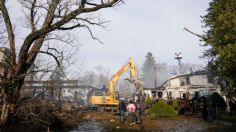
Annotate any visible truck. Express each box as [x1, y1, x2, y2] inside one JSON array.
[[90, 57, 142, 112]]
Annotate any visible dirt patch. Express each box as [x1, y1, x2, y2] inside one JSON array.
[[70, 112, 236, 132], [9, 109, 233, 132]]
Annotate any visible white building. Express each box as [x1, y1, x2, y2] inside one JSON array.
[[143, 71, 221, 100], [161, 72, 221, 100], [143, 88, 153, 98]]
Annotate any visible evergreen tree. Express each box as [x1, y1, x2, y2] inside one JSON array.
[[202, 0, 236, 89], [142, 52, 157, 88]]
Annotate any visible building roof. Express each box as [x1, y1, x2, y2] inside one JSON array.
[[170, 71, 209, 79], [160, 70, 210, 87]]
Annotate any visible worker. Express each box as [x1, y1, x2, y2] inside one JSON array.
[[127, 100, 136, 125], [229, 99, 233, 115], [135, 100, 141, 123], [201, 97, 208, 120], [118, 100, 126, 124]]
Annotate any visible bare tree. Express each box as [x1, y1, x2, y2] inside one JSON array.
[[94, 65, 110, 88], [78, 65, 110, 88], [116, 76, 135, 98], [0, 0, 122, 126]]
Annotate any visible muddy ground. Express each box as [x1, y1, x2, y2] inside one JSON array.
[[69, 111, 236, 132]]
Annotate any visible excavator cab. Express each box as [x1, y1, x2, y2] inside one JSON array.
[[115, 92, 119, 100]]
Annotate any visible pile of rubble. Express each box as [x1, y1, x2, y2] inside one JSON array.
[[4, 97, 83, 131]]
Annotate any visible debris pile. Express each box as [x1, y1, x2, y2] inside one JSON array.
[[4, 96, 82, 131]]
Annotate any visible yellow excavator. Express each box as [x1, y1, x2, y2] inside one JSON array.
[[90, 57, 142, 111]]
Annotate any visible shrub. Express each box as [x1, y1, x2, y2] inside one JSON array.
[[208, 92, 227, 111], [171, 99, 178, 110], [145, 97, 153, 105], [167, 99, 178, 110], [148, 99, 178, 118]]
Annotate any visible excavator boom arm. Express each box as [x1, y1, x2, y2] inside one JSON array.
[[108, 57, 136, 98]]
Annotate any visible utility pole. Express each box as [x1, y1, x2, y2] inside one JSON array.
[[174, 52, 183, 74], [154, 65, 157, 88]]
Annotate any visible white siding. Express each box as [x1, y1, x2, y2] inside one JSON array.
[[143, 90, 152, 98], [150, 73, 222, 100], [170, 78, 180, 87], [190, 75, 208, 85]]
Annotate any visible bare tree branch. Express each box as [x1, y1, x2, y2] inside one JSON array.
[[85, 2, 99, 7], [0, 48, 13, 71], [30, 0, 37, 32], [58, 23, 83, 30], [0, 0, 16, 67], [37, 51, 60, 67], [20, 0, 61, 69], [76, 17, 110, 28], [80, 0, 86, 9], [24, 0, 120, 67], [83, 24, 104, 44], [184, 27, 205, 39], [44, 33, 75, 47]]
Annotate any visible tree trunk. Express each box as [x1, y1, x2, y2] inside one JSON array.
[[0, 80, 23, 126], [0, 101, 13, 126]]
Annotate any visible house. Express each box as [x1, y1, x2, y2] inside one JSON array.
[[145, 71, 221, 100], [142, 88, 154, 99]]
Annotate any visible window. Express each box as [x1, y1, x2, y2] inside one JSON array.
[[158, 92, 163, 98], [180, 78, 185, 86], [168, 92, 172, 99], [180, 82, 185, 86], [183, 93, 187, 99], [152, 91, 157, 98], [186, 77, 191, 85], [194, 91, 199, 98]]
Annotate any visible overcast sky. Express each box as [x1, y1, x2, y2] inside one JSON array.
[[77, 0, 211, 73], [6, 0, 212, 76]]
